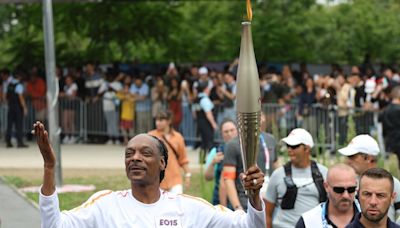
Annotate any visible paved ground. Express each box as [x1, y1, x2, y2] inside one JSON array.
[[0, 141, 201, 228], [0, 142, 200, 169], [0, 178, 41, 228]]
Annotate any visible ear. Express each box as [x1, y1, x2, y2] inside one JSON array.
[[159, 156, 166, 171], [391, 191, 396, 204], [305, 145, 312, 155], [323, 181, 329, 192]]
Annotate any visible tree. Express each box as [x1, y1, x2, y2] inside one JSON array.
[[0, 1, 400, 67]]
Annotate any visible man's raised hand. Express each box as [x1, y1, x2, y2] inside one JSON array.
[[32, 121, 56, 169], [33, 121, 57, 195]]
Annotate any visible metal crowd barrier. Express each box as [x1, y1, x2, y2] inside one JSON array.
[[0, 103, 6, 139], [0, 98, 383, 153], [262, 103, 379, 153]]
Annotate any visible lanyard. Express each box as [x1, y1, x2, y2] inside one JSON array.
[[321, 202, 330, 228], [321, 201, 360, 228], [259, 135, 270, 171]]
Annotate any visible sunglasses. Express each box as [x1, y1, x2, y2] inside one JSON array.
[[332, 186, 357, 194], [347, 154, 361, 160], [287, 144, 302, 149]]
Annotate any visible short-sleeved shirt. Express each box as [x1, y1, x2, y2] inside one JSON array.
[[14, 82, 24, 94], [98, 81, 122, 112], [84, 72, 103, 98], [130, 83, 151, 112], [148, 129, 189, 190], [65, 83, 78, 97], [5, 78, 24, 109], [223, 132, 277, 211], [199, 92, 214, 112], [265, 162, 328, 228], [6, 78, 24, 95]]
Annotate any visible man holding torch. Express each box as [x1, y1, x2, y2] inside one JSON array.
[[33, 121, 266, 227]]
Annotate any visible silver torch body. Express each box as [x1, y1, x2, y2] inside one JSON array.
[[236, 21, 261, 175]]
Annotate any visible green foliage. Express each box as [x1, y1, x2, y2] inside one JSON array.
[[270, 118, 280, 142], [3, 176, 27, 188], [1, 1, 400, 67], [316, 124, 326, 164], [335, 134, 341, 163], [198, 163, 214, 201], [346, 115, 356, 144], [378, 154, 400, 179]]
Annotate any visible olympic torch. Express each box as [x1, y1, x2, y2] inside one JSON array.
[[236, 1, 261, 183]]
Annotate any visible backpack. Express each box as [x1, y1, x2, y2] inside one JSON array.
[[280, 160, 327, 209]]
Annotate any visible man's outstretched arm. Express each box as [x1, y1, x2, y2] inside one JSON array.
[[32, 121, 56, 196]]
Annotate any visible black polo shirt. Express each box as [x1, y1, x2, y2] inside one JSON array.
[[346, 212, 400, 228]]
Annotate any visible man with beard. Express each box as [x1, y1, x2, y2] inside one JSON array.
[[346, 168, 400, 228], [296, 163, 360, 228], [339, 134, 400, 223], [33, 121, 266, 227]]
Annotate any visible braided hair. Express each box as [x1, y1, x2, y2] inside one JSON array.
[[149, 135, 169, 183]]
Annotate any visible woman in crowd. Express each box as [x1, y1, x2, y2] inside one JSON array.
[[116, 74, 136, 145], [60, 75, 78, 144], [167, 77, 183, 130]]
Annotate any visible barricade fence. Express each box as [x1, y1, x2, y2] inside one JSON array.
[[0, 98, 383, 153]]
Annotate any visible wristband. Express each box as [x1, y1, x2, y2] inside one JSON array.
[[223, 171, 236, 180]]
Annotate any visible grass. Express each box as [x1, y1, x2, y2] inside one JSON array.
[[3, 171, 214, 211]]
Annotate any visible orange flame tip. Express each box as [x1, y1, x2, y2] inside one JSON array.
[[246, 0, 253, 21]]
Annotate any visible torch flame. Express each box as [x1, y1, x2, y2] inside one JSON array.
[[246, 0, 253, 21]]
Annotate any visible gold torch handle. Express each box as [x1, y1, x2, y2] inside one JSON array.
[[237, 111, 261, 195]]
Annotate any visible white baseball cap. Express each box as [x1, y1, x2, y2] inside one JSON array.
[[198, 66, 208, 75], [364, 78, 376, 94], [338, 134, 380, 156], [281, 128, 314, 148]]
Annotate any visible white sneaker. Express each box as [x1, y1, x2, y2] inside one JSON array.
[[69, 136, 77, 144], [105, 139, 113, 145], [62, 136, 70, 144]]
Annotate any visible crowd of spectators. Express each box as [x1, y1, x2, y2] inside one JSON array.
[[1, 60, 400, 150]]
